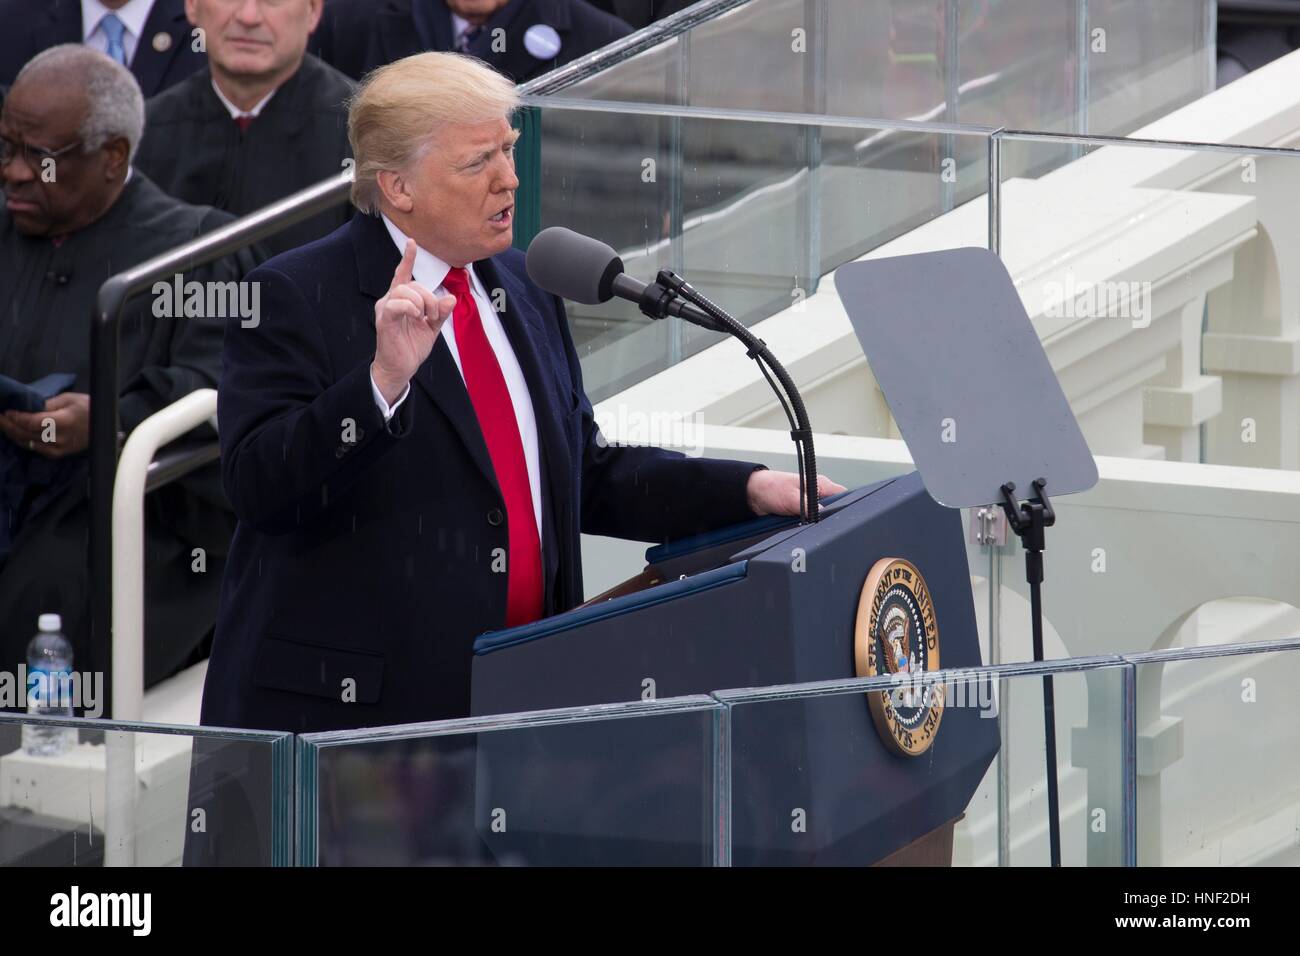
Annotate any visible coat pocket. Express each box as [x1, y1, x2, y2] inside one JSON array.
[[252, 635, 384, 704]]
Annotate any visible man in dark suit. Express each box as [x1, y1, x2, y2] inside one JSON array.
[[585, 0, 694, 31], [0, 45, 247, 695], [311, 0, 632, 84], [135, 0, 354, 259], [201, 51, 839, 735], [0, 0, 206, 97]]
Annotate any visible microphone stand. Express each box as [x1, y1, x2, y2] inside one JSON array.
[[627, 269, 821, 525], [999, 477, 1062, 867]]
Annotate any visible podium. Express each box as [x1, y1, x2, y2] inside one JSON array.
[[470, 471, 999, 865]]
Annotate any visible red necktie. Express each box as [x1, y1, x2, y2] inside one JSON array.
[[234, 115, 254, 133], [441, 267, 543, 627]]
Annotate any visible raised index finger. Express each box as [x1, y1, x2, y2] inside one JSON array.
[[391, 238, 417, 289]]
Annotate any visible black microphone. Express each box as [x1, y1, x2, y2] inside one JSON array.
[[525, 226, 822, 524], [525, 227, 722, 330]]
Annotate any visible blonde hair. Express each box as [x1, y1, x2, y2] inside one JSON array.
[[347, 52, 519, 214]]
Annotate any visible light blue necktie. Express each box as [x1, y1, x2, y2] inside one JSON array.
[[100, 13, 127, 65]]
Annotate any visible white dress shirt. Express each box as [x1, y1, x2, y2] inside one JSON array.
[[374, 215, 544, 535], [82, 0, 153, 65], [209, 78, 279, 121]]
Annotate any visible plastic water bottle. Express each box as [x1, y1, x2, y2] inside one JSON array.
[[22, 614, 77, 757]]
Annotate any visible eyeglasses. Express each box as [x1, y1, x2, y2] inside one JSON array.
[[0, 136, 85, 169]]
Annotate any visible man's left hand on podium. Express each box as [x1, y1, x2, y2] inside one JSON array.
[[746, 470, 846, 517]]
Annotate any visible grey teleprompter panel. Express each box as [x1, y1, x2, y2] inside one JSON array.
[[835, 247, 1098, 508]]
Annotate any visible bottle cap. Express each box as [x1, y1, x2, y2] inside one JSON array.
[[38, 613, 62, 632]]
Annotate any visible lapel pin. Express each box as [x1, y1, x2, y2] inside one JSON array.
[[523, 24, 561, 61], [152, 31, 173, 52]]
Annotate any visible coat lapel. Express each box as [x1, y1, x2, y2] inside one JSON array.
[[260, 56, 316, 142], [416, 338, 499, 495], [378, 0, 426, 63], [351, 214, 571, 613], [350, 214, 497, 494], [46, 0, 82, 45], [473, 256, 566, 444], [474, 255, 571, 612], [412, 0, 454, 51], [130, 0, 186, 96]]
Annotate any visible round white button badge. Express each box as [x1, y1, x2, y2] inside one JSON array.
[[152, 31, 172, 52], [523, 24, 562, 60]]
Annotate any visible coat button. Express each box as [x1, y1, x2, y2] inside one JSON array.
[[487, 508, 504, 526]]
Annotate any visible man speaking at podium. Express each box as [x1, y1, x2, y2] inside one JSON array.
[[202, 52, 842, 734]]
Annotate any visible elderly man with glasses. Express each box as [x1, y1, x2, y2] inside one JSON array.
[[0, 44, 251, 700]]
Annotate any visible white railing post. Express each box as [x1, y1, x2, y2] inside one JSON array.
[[105, 388, 218, 866]]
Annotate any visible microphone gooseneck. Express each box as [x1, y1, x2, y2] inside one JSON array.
[[525, 227, 821, 523]]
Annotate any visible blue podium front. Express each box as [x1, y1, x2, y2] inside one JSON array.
[[470, 472, 999, 864]]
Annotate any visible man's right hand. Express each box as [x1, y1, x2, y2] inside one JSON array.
[[371, 239, 456, 405]]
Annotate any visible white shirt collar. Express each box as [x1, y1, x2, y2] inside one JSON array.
[[209, 77, 278, 120], [379, 213, 480, 293], [81, 0, 153, 43], [451, 14, 472, 42]]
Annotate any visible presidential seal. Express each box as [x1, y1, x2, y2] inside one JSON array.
[[854, 557, 943, 757]]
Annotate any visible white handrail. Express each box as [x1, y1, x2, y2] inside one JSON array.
[[111, 387, 219, 720], [106, 388, 218, 866]]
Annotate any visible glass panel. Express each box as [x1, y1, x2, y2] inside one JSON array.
[[991, 134, 1300, 691], [545, 33, 685, 106], [297, 698, 722, 866], [1086, 0, 1214, 135], [1129, 643, 1300, 866], [986, 482, 1300, 732], [997, 134, 1300, 470], [824, 0, 943, 121], [955, 0, 1078, 133], [714, 662, 1133, 866], [0, 715, 292, 866], [525, 102, 989, 402], [685, 0, 817, 114], [552, 0, 1212, 136], [816, 123, 990, 273]]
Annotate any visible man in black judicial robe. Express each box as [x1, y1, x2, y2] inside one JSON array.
[[311, 0, 632, 85], [0, 46, 250, 698], [135, 0, 354, 261], [0, 0, 206, 97]]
